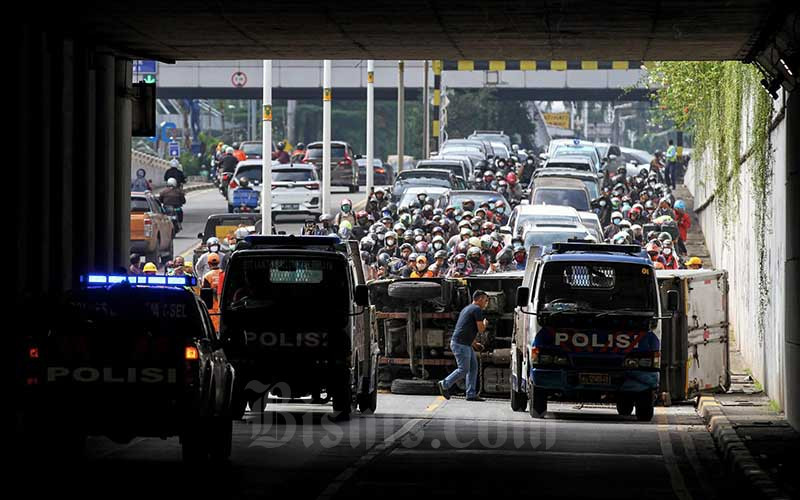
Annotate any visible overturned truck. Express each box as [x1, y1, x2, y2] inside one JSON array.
[[369, 273, 523, 397]]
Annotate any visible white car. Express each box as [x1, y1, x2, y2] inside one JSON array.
[[269, 165, 322, 220], [521, 225, 593, 255], [508, 204, 583, 239], [397, 186, 450, 209]]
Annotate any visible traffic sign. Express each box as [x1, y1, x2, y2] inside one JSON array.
[[160, 122, 177, 142], [133, 60, 157, 74], [168, 141, 180, 157], [143, 74, 157, 84], [231, 71, 248, 87]]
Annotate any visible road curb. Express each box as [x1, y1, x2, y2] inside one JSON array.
[[184, 183, 215, 193], [696, 396, 789, 500]]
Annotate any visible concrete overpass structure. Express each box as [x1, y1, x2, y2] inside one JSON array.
[[153, 60, 650, 101], [13, 2, 799, 429]]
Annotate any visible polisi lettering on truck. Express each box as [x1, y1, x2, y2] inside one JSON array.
[[245, 331, 329, 348], [553, 331, 646, 352], [46, 366, 178, 384]]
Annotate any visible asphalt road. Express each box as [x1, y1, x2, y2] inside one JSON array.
[[174, 186, 376, 261], [21, 394, 739, 499]]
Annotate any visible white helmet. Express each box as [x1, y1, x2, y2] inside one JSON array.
[[234, 227, 250, 240], [169, 158, 180, 168], [226, 146, 235, 154], [167, 177, 178, 187]]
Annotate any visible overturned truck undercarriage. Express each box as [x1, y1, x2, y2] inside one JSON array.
[[368, 273, 523, 397]]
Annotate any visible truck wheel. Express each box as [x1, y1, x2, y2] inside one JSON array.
[[616, 398, 634, 417], [510, 354, 528, 412], [332, 385, 353, 420], [182, 425, 207, 463], [357, 390, 378, 414], [209, 417, 232, 462], [387, 281, 442, 301], [635, 391, 655, 421], [529, 385, 547, 419]]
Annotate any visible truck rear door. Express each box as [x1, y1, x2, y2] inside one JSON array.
[[684, 269, 730, 396]]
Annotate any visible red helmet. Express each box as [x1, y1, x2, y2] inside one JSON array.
[[505, 172, 518, 185]]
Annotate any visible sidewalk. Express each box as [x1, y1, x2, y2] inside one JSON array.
[[672, 184, 711, 263], [696, 339, 799, 499]]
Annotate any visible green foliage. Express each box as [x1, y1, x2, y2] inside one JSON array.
[[445, 88, 535, 148], [648, 61, 773, 343]]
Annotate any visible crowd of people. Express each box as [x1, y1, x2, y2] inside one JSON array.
[[306, 147, 704, 278]]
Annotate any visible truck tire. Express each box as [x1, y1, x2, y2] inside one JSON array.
[[208, 417, 232, 462], [390, 378, 439, 395], [357, 389, 378, 414], [616, 398, 634, 417], [635, 391, 654, 421], [529, 385, 547, 419], [332, 384, 353, 420], [182, 425, 207, 463], [510, 355, 528, 412], [387, 281, 442, 301]]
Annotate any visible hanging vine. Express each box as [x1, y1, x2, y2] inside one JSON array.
[[647, 61, 774, 342]]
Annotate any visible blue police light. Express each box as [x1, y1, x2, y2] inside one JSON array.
[[573, 138, 581, 145], [81, 274, 197, 287]]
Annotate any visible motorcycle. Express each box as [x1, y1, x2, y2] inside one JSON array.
[[163, 205, 183, 235]]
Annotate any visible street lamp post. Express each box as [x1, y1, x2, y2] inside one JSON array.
[[366, 60, 375, 201], [261, 60, 272, 235]]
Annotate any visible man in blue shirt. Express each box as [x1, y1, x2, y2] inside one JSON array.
[[665, 140, 678, 190], [438, 290, 490, 401]]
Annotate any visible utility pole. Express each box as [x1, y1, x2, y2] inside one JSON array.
[[261, 60, 273, 235], [322, 60, 332, 215], [423, 60, 430, 158], [397, 60, 405, 173], [366, 60, 375, 200]]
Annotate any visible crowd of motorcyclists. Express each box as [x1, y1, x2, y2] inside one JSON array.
[[302, 145, 702, 279]]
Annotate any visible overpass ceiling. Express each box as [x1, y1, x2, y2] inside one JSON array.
[[49, 1, 783, 61]]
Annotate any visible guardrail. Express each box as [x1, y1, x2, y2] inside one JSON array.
[[131, 150, 172, 189]]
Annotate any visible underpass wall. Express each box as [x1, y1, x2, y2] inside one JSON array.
[[685, 88, 789, 415], [131, 150, 171, 189]]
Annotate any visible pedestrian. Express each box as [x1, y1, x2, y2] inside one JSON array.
[[665, 140, 678, 190], [438, 290, 490, 402], [129, 253, 143, 275]]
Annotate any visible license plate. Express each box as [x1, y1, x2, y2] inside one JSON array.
[[282, 204, 299, 210], [579, 373, 610, 385]]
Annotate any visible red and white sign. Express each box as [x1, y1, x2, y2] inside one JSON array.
[[231, 71, 248, 87]]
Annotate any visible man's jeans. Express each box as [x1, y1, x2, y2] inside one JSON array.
[[666, 161, 678, 189], [443, 341, 478, 398]]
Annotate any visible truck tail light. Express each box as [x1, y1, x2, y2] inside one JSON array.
[[29, 347, 39, 359], [143, 216, 153, 237], [185, 346, 199, 361], [530, 346, 539, 364]]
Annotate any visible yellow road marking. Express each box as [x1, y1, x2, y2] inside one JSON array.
[[425, 396, 445, 412], [656, 408, 693, 500]]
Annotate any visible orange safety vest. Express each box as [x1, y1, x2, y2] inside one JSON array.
[[233, 150, 247, 162], [203, 269, 222, 331]]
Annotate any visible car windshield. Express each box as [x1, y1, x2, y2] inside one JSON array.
[[545, 161, 592, 172], [273, 169, 316, 182], [583, 180, 599, 199], [130, 198, 150, 212], [515, 214, 580, 234], [533, 189, 590, 211], [223, 256, 348, 324], [448, 192, 508, 210], [241, 143, 262, 156], [399, 191, 445, 208], [553, 147, 598, 165], [523, 229, 590, 253], [537, 261, 657, 314], [418, 163, 463, 177], [622, 150, 651, 164], [235, 165, 263, 182], [441, 146, 484, 156], [306, 145, 346, 160]]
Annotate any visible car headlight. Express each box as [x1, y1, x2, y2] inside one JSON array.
[[554, 355, 569, 366], [638, 358, 652, 368]]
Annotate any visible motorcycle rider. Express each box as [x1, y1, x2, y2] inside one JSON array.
[[603, 211, 624, 241], [466, 246, 487, 275], [410, 255, 435, 278], [158, 177, 186, 222], [220, 146, 239, 174], [164, 159, 186, 186], [334, 198, 356, 228], [317, 213, 336, 235], [273, 141, 291, 164], [291, 142, 306, 163], [195, 237, 228, 279], [446, 253, 472, 278], [505, 172, 523, 203]]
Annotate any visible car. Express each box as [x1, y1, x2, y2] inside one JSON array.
[[415, 159, 469, 181], [520, 225, 593, 254], [357, 158, 393, 185], [619, 147, 653, 177], [551, 144, 602, 172], [578, 212, 604, 241], [530, 177, 592, 212], [21, 275, 235, 461], [438, 189, 511, 213], [593, 141, 624, 171], [397, 186, 450, 209], [440, 139, 490, 158], [269, 165, 322, 221], [391, 168, 466, 202], [193, 213, 263, 264], [530, 168, 601, 200], [130, 191, 175, 264], [507, 204, 584, 240], [303, 141, 359, 193], [215, 235, 377, 419], [542, 156, 597, 174], [239, 140, 277, 160], [226, 159, 265, 213], [468, 130, 512, 149]]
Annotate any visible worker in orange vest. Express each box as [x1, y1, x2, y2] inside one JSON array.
[[202, 253, 223, 331]]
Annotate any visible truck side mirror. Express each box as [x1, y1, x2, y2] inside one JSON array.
[[666, 290, 679, 312], [200, 288, 214, 310], [516, 286, 530, 308], [197, 232, 204, 240], [355, 284, 370, 307]]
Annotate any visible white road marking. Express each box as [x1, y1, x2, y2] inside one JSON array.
[[656, 408, 693, 500]]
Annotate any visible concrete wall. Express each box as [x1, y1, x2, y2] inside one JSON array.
[[685, 87, 790, 415], [131, 150, 171, 189]]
